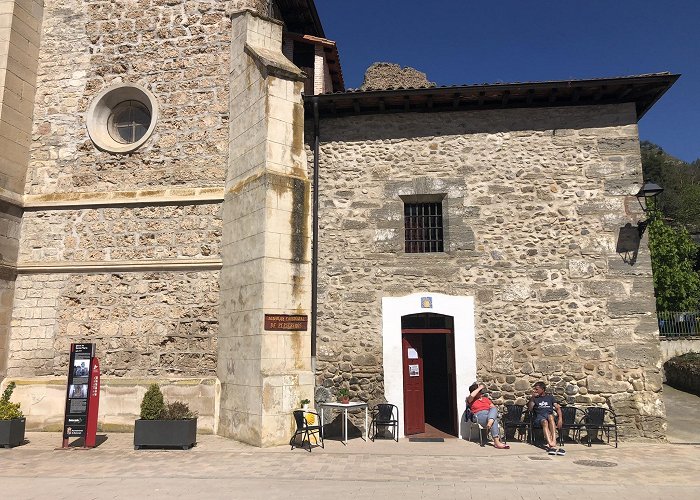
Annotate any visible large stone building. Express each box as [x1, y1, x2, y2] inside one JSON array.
[[0, 0, 677, 445]]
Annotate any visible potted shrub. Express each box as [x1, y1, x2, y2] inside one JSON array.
[[300, 398, 311, 410], [337, 387, 350, 404], [133, 383, 197, 450], [0, 381, 26, 448]]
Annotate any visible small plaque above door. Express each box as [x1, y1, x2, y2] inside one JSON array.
[[407, 348, 418, 359], [408, 364, 420, 377]]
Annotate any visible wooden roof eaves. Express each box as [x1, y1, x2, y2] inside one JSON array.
[[276, 0, 325, 38], [285, 32, 336, 47], [305, 0, 325, 38], [304, 73, 680, 120], [635, 80, 678, 119]]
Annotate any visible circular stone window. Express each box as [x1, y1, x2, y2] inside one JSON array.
[[86, 84, 158, 153]]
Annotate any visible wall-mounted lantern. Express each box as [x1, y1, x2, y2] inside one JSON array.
[[635, 180, 664, 235]]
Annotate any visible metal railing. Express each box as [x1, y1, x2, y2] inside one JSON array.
[[657, 311, 700, 338]]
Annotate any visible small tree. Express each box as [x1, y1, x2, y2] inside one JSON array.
[[0, 382, 24, 420], [163, 401, 195, 420], [139, 384, 195, 420], [140, 384, 166, 420], [648, 211, 700, 311]]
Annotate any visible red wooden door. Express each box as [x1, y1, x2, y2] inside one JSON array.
[[402, 334, 425, 435]]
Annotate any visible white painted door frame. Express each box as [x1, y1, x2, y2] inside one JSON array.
[[381, 293, 476, 439]]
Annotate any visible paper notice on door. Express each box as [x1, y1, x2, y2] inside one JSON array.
[[407, 348, 418, 359], [408, 364, 419, 377]]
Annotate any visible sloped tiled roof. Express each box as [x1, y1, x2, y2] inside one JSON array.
[[305, 72, 679, 120]]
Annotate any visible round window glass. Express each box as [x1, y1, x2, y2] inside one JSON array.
[[108, 100, 152, 144]]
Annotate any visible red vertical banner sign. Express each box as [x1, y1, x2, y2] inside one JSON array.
[[84, 357, 100, 447], [62, 343, 97, 448]]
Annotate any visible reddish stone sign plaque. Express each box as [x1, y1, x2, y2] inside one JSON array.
[[264, 314, 308, 331]]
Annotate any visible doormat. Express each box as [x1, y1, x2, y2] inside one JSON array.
[[408, 437, 444, 442]]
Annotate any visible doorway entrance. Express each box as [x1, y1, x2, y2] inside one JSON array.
[[402, 313, 457, 437], [382, 292, 476, 439]]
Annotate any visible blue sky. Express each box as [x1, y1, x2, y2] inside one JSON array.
[[315, 1, 700, 163]]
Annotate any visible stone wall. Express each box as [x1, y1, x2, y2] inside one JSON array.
[[360, 62, 435, 91], [660, 337, 700, 363], [25, 0, 230, 195], [10, 0, 230, 376], [0, 201, 21, 377], [309, 103, 665, 440], [3, 0, 230, 428], [0, 269, 16, 377], [19, 204, 221, 262], [7, 270, 219, 378], [1, 376, 218, 432]]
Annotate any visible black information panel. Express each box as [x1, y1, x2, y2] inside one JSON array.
[[63, 343, 95, 439]]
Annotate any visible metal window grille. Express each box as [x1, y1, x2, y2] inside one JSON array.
[[404, 202, 444, 253]]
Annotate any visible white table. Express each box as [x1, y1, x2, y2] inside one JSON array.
[[319, 402, 369, 445]]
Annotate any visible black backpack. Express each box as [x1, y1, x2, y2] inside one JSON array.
[[464, 405, 474, 423]]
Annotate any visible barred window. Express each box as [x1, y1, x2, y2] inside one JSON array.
[[404, 202, 444, 253]]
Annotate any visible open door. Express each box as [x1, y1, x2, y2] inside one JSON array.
[[401, 313, 457, 437], [445, 331, 457, 434], [402, 334, 424, 435]]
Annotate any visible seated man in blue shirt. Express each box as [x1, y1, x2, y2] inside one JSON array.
[[528, 381, 565, 455]]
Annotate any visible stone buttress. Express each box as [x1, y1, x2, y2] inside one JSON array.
[[218, 9, 313, 447], [0, 0, 43, 382]]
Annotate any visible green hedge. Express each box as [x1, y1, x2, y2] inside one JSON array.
[[664, 352, 700, 396]]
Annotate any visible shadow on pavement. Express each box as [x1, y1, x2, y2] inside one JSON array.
[[63, 434, 109, 448]]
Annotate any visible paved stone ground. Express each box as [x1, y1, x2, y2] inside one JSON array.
[[2, 431, 699, 499], [2, 386, 699, 499], [664, 384, 700, 444]]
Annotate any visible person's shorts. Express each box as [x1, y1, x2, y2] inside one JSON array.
[[533, 415, 550, 427]]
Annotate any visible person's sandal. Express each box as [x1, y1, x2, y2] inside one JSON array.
[[547, 447, 557, 455], [556, 448, 566, 456]]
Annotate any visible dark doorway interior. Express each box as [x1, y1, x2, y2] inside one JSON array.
[[422, 333, 452, 434], [401, 313, 457, 437]]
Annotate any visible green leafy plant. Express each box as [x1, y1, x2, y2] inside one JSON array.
[[648, 211, 700, 311], [666, 351, 700, 375], [0, 381, 24, 420], [140, 384, 166, 420], [664, 351, 700, 396], [139, 384, 196, 420], [337, 388, 350, 401], [163, 401, 195, 420], [641, 142, 700, 234]]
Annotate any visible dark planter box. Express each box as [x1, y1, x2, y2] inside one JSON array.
[[133, 418, 197, 450], [0, 417, 26, 448]]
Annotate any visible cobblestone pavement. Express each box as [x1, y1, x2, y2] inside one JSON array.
[[665, 384, 700, 444], [2, 432, 700, 499]]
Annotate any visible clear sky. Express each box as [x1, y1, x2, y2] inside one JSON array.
[[315, 0, 700, 163]]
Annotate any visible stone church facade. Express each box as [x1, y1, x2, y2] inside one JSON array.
[[0, 0, 676, 445]]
